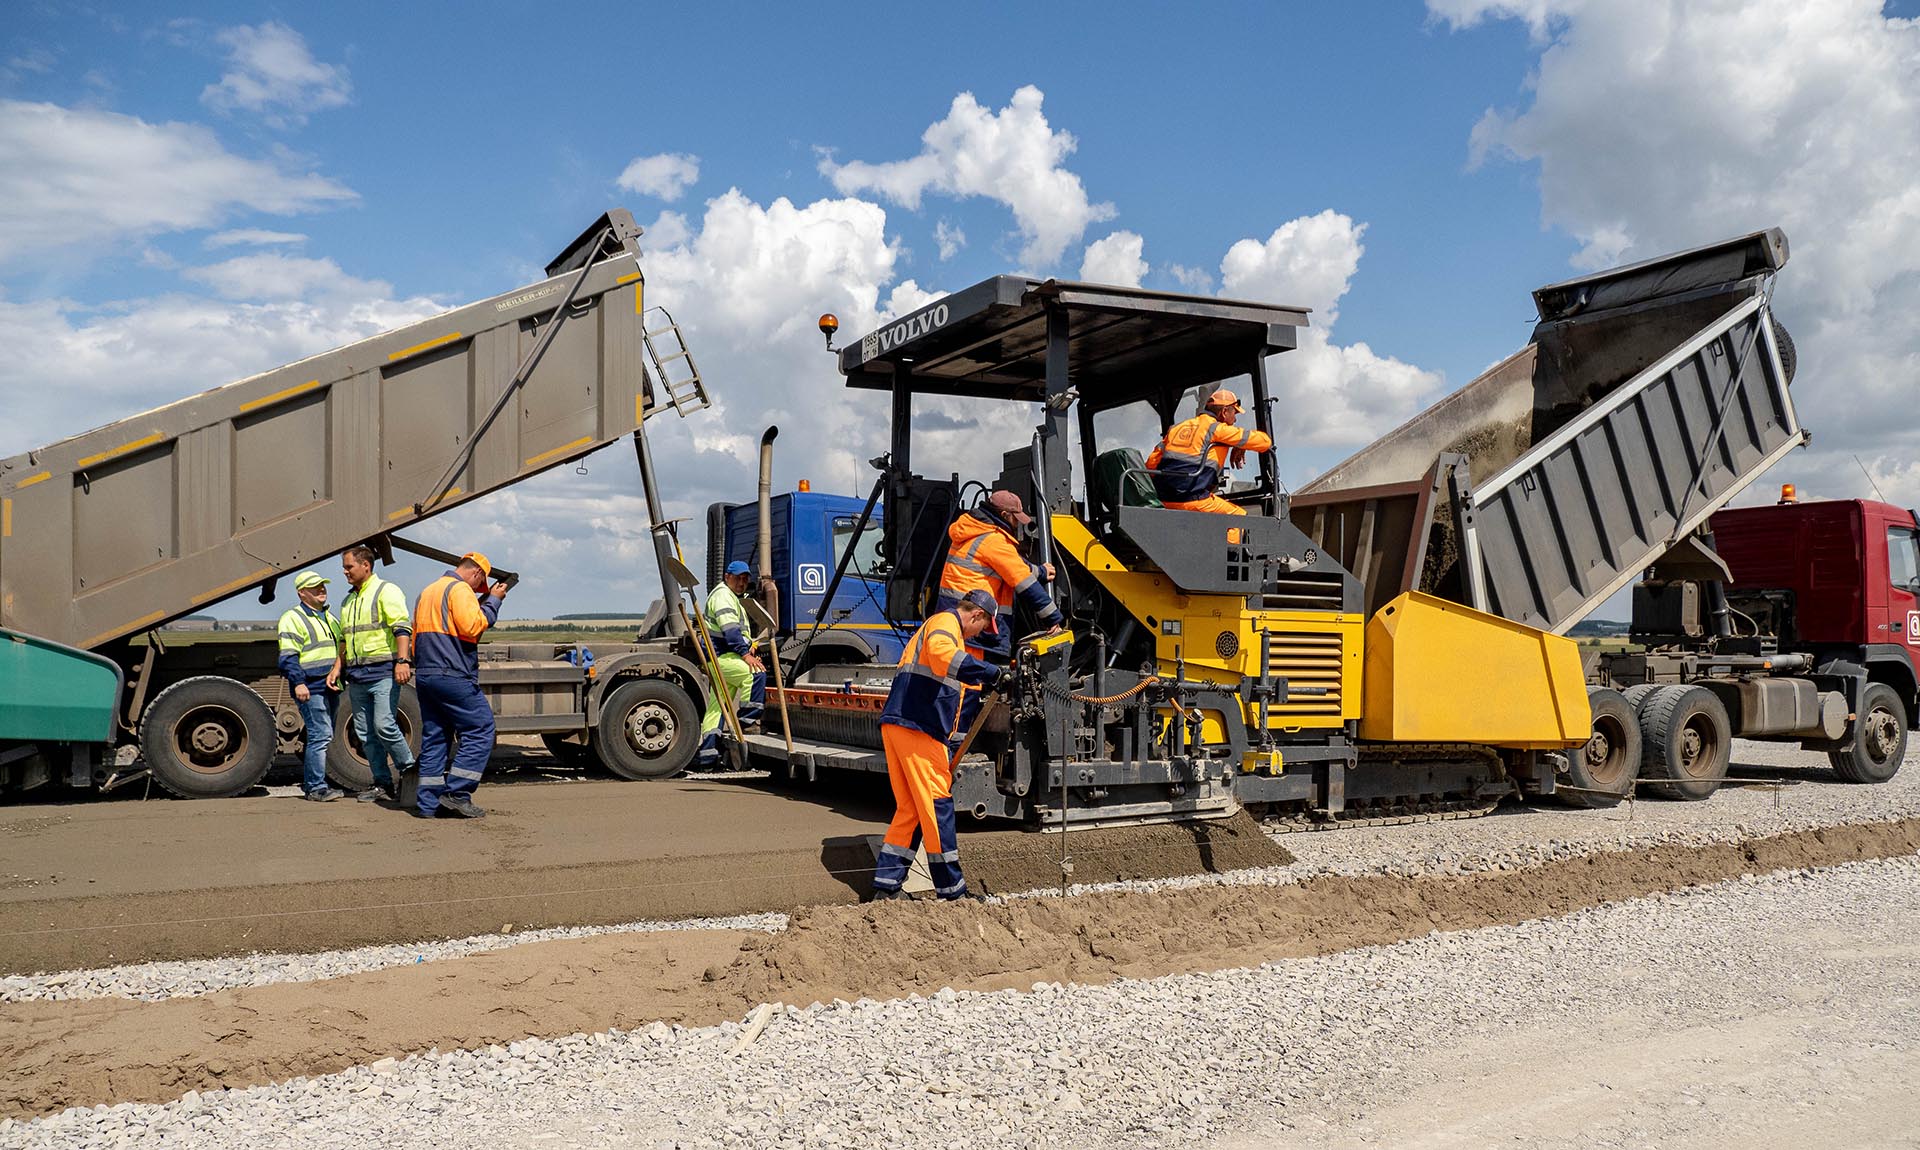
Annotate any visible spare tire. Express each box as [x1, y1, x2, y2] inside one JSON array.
[[1771, 318, 1797, 385], [140, 676, 277, 798]]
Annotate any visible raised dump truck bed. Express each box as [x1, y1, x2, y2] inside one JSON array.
[[0, 211, 723, 799], [1292, 229, 1800, 634], [0, 210, 703, 653]]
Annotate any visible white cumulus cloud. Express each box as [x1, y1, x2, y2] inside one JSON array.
[[0, 100, 354, 265], [822, 85, 1115, 266], [1433, 0, 1920, 506], [200, 22, 350, 127], [204, 228, 308, 248], [1220, 210, 1441, 445], [182, 252, 395, 302], [1080, 230, 1147, 287], [934, 219, 965, 261], [616, 152, 701, 201]]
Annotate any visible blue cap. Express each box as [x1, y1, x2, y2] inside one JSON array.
[[725, 560, 752, 577], [960, 589, 998, 614]]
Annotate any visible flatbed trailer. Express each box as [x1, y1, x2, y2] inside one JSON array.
[[0, 210, 721, 797]]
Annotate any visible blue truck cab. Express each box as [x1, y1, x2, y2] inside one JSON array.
[[710, 490, 909, 669]]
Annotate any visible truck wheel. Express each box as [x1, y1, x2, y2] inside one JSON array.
[[592, 678, 699, 780], [1772, 317, 1797, 384], [1829, 682, 1908, 784], [1558, 688, 1641, 808], [1621, 683, 1661, 713], [1639, 685, 1731, 801], [326, 684, 423, 792], [540, 733, 591, 766], [139, 677, 278, 798]]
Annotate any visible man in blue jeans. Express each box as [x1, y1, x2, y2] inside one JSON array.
[[278, 570, 345, 801], [326, 545, 416, 803]]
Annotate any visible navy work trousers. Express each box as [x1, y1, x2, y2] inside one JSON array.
[[416, 674, 496, 814]]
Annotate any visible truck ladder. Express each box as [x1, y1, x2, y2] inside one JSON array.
[[642, 306, 711, 416]]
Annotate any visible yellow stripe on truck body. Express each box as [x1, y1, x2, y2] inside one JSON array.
[[1359, 591, 1590, 748]]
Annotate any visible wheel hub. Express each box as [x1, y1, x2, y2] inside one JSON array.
[[190, 722, 230, 754], [626, 702, 675, 754], [1867, 709, 1900, 761]]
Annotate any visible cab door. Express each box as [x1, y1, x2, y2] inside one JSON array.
[[1884, 521, 1920, 655]]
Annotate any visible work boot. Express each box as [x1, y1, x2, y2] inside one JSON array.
[[869, 887, 912, 903], [302, 786, 343, 803], [438, 795, 486, 819], [356, 786, 392, 804]]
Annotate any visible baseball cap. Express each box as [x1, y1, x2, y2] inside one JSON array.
[[725, 560, 752, 577], [1206, 388, 1242, 411], [960, 589, 999, 615], [462, 552, 492, 579], [292, 570, 330, 590], [986, 489, 1032, 526]]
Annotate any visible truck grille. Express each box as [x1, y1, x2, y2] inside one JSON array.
[[1266, 631, 1344, 719]]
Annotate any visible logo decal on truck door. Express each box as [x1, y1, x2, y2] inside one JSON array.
[[1908, 609, 1919, 647], [799, 563, 828, 594]]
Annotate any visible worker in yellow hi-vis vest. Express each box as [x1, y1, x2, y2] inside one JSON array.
[[326, 545, 416, 804]]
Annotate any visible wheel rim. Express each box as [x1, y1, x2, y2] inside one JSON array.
[[1676, 715, 1722, 779], [1583, 714, 1630, 789], [1864, 706, 1902, 765], [172, 704, 251, 775], [622, 701, 676, 756]]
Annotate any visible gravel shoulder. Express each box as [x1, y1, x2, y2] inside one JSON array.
[[10, 846, 1919, 1149]]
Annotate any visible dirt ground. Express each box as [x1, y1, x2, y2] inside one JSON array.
[[0, 761, 1286, 974], [6, 817, 1915, 1120]]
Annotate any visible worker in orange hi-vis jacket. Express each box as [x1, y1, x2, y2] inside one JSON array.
[[1145, 388, 1273, 515], [410, 552, 509, 820], [870, 590, 1004, 903]]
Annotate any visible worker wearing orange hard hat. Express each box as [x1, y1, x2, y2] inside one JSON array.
[[871, 590, 1004, 902], [1145, 388, 1273, 515], [410, 551, 509, 819]]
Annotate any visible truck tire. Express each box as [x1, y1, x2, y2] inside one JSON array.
[[1621, 683, 1661, 713], [1829, 682, 1907, 784], [1639, 685, 1731, 801], [540, 733, 591, 766], [326, 684, 423, 793], [1557, 688, 1641, 808], [1772, 317, 1796, 385], [592, 678, 699, 780], [139, 676, 278, 798]]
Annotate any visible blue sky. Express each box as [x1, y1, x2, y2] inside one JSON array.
[[4, 2, 1919, 617]]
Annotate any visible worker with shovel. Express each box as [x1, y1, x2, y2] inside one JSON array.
[[695, 561, 765, 768], [870, 590, 1003, 903]]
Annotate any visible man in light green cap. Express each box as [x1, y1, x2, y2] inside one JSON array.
[[279, 570, 345, 801]]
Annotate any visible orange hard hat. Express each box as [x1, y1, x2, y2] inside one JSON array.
[[1206, 389, 1242, 411], [461, 552, 492, 579]]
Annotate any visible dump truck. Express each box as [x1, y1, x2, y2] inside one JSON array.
[[1288, 228, 1909, 804], [0, 210, 723, 798], [735, 226, 1902, 827]]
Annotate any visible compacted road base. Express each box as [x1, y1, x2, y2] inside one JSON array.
[[5, 817, 1917, 1122], [0, 774, 1284, 974]]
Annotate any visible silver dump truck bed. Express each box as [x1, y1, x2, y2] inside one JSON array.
[[0, 210, 705, 652], [1293, 229, 1803, 633]]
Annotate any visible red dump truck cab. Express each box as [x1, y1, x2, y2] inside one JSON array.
[[1712, 497, 1920, 709]]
